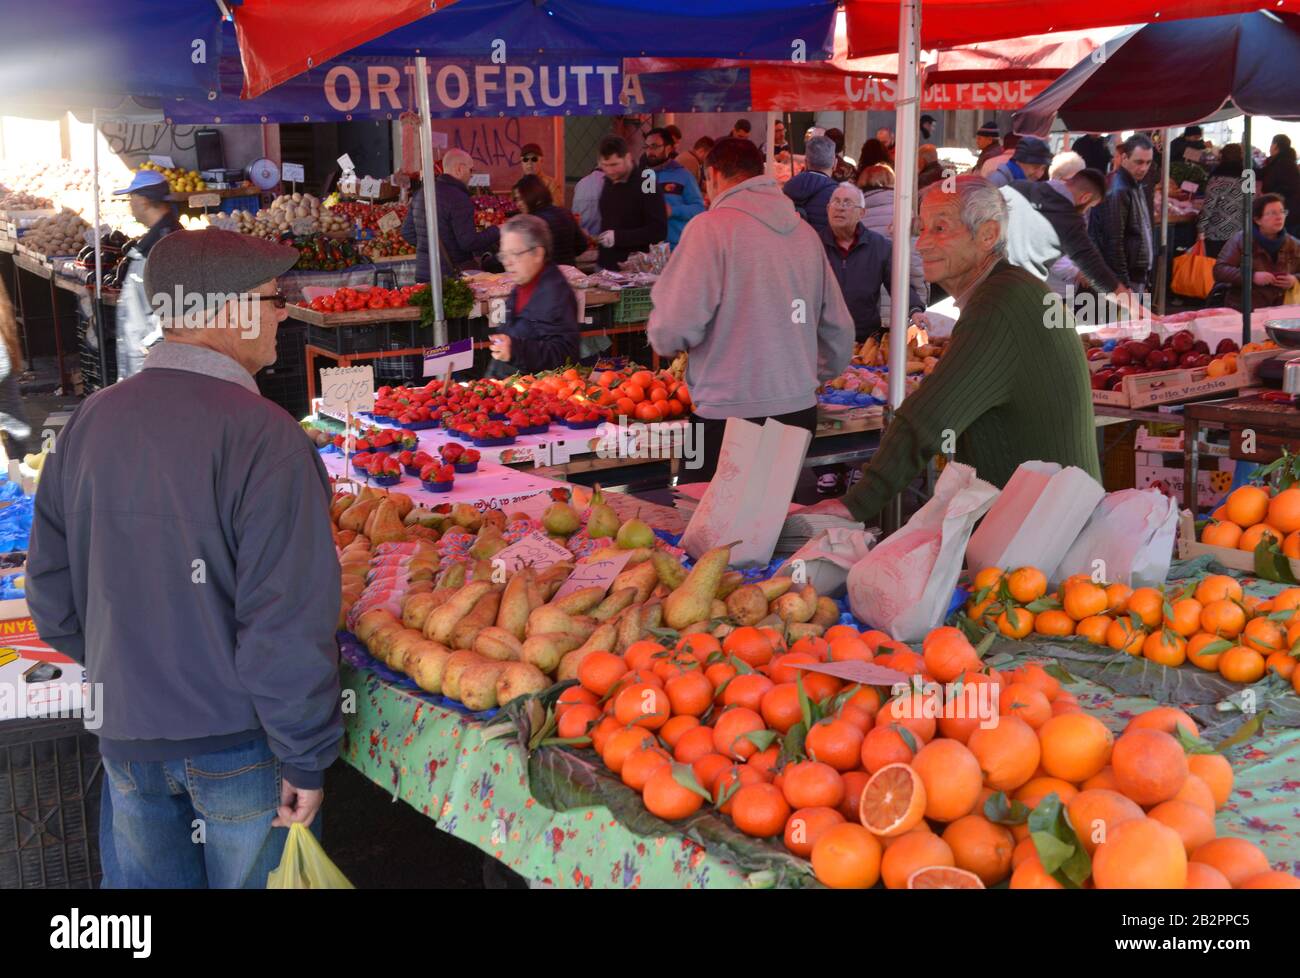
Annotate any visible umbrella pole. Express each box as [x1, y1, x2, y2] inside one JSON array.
[[414, 56, 446, 345], [1242, 115, 1253, 347], [1157, 127, 1170, 315], [884, 0, 922, 533]]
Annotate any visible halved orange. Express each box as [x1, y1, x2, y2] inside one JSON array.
[[859, 762, 927, 838], [907, 866, 986, 889]]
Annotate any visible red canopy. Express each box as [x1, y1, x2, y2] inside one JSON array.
[[844, 0, 1280, 58]]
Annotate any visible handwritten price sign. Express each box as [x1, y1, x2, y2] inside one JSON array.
[[378, 211, 402, 232], [552, 549, 635, 601], [320, 365, 374, 417], [492, 531, 572, 574]]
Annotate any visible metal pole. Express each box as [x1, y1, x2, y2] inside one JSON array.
[[765, 110, 777, 178], [92, 108, 101, 303], [414, 56, 446, 345], [888, 0, 921, 413], [1241, 115, 1253, 347], [1157, 126, 1170, 315]]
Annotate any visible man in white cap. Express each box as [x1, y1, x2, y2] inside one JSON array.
[[112, 169, 181, 379]]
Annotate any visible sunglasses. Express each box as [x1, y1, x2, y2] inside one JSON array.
[[255, 291, 287, 309], [521, 155, 540, 163]]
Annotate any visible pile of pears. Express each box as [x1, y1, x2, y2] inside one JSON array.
[[540, 485, 656, 551]]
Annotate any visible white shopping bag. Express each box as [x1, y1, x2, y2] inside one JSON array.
[[680, 418, 813, 567], [1054, 489, 1179, 588], [846, 462, 999, 643], [778, 526, 879, 598], [965, 461, 1105, 583]]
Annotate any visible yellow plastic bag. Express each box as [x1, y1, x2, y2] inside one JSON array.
[[1171, 240, 1216, 299], [266, 823, 354, 889], [1285, 278, 1300, 305]]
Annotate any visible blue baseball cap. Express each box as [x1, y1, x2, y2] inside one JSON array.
[[113, 170, 170, 199]]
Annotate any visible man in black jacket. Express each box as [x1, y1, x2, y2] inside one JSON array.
[[1071, 133, 1112, 175], [594, 135, 668, 270], [974, 123, 1003, 173], [1001, 170, 1119, 292], [401, 148, 501, 281], [1169, 125, 1207, 166], [1089, 133, 1156, 292]]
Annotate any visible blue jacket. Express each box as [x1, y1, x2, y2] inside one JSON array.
[[820, 224, 925, 342], [401, 173, 501, 281], [27, 342, 342, 788], [783, 170, 837, 234], [654, 159, 706, 248], [488, 262, 580, 376]]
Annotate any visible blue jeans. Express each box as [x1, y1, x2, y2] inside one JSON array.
[[99, 738, 316, 888]]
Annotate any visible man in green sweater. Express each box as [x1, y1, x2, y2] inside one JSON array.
[[809, 174, 1101, 524]]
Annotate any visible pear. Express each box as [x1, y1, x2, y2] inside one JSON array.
[[401, 592, 441, 631], [611, 559, 659, 604], [527, 605, 598, 639], [757, 576, 795, 601], [615, 518, 655, 550], [451, 504, 482, 531], [458, 660, 505, 711], [716, 571, 745, 599], [615, 603, 644, 653], [550, 587, 606, 615], [575, 621, 618, 655], [481, 509, 507, 533], [385, 629, 427, 672], [586, 486, 621, 540], [785, 622, 825, 642], [384, 491, 414, 520], [473, 626, 524, 661], [536, 563, 575, 600], [542, 502, 581, 536], [330, 493, 357, 523], [774, 585, 817, 624], [811, 596, 841, 629], [468, 527, 506, 560], [643, 602, 663, 631], [651, 550, 687, 589], [338, 497, 380, 533], [591, 587, 638, 621], [495, 662, 550, 706], [405, 581, 433, 596], [367, 500, 408, 546], [354, 609, 398, 644], [367, 621, 406, 660], [405, 643, 452, 694], [556, 647, 597, 682], [710, 599, 728, 619], [725, 584, 770, 626], [471, 559, 496, 582], [663, 544, 733, 630], [495, 569, 534, 640], [521, 632, 582, 673], [451, 589, 502, 650], [424, 580, 494, 645], [442, 650, 485, 702], [406, 558, 439, 583], [438, 562, 468, 590], [334, 529, 358, 548]]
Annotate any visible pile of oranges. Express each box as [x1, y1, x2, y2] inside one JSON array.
[[554, 622, 1297, 889], [1200, 483, 1300, 556], [968, 566, 1300, 693], [576, 368, 692, 424]]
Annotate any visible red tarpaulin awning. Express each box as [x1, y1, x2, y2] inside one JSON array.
[[844, 0, 1284, 58]]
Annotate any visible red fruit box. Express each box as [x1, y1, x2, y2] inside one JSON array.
[[1094, 349, 1276, 409]]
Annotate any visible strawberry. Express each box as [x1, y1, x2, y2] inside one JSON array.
[[461, 449, 481, 464]]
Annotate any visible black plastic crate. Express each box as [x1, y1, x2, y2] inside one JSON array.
[[257, 321, 308, 417], [307, 321, 422, 357], [0, 718, 102, 889], [76, 299, 117, 393]]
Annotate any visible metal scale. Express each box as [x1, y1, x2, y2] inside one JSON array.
[[1255, 319, 1300, 403]]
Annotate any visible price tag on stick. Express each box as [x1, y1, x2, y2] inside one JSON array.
[[552, 549, 635, 600], [320, 365, 374, 477], [282, 162, 305, 183], [492, 531, 573, 574], [378, 211, 402, 232]]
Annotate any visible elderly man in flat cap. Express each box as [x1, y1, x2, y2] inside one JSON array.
[[28, 229, 342, 888]]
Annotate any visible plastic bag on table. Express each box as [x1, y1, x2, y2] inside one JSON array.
[[266, 823, 354, 889], [777, 527, 877, 598], [1054, 489, 1179, 588]]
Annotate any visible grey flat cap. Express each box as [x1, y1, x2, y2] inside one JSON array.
[[1012, 135, 1053, 166], [144, 228, 298, 310]]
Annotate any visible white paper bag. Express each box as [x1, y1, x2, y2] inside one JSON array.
[[846, 462, 999, 642], [778, 526, 878, 598], [1054, 489, 1179, 588], [680, 417, 812, 567], [965, 461, 1105, 582]]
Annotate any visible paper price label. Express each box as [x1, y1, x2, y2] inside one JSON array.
[[429, 132, 449, 149], [378, 211, 402, 232], [359, 176, 383, 199], [468, 173, 491, 188], [422, 338, 474, 377], [532, 440, 573, 468], [552, 549, 635, 601], [188, 193, 221, 209], [491, 531, 572, 574], [291, 217, 316, 236], [1180, 181, 1200, 195], [282, 162, 305, 182], [337, 153, 356, 173], [320, 365, 374, 416], [149, 155, 175, 169]]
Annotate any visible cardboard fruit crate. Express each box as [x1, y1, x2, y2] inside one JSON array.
[[1093, 349, 1276, 410], [1176, 509, 1300, 579]]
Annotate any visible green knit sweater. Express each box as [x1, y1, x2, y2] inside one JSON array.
[[843, 261, 1101, 523]]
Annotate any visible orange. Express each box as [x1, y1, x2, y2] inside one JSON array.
[[1081, 766, 1118, 792], [1106, 617, 1146, 654], [1142, 629, 1186, 667], [711, 764, 765, 814], [1007, 662, 1061, 702], [1006, 566, 1047, 603], [811, 823, 882, 888], [767, 651, 818, 685], [1034, 609, 1075, 637], [972, 566, 1004, 591], [1239, 871, 1300, 889], [782, 806, 845, 857], [1125, 706, 1199, 739], [1126, 587, 1164, 628], [1164, 598, 1204, 637], [826, 634, 874, 663], [859, 763, 927, 837], [861, 723, 917, 773], [722, 626, 777, 667], [843, 684, 883, 716], [624, 639, 668, 671], [1285, 530, 1300, 559], [675, 632, 721, 662], [1105, 583, 1133, 615], [1218, 645, 1266, 683], [642, 764, 706, 820], [577, 650, 628, 696], [1200, 599, 1245, 638], [1239, 523, 1282, 551], [1011, 835, 1037, 869], [787, 635, 831, 661], [1273, 586, 1300, 613], [1201, 520, 1243, 548], [1266, 650, 1297, 679], [601, 725, 656, 774], [805, 718, 865, 772], [672, 724, 718, 764], [1039, 712, 1114, 783], [880, 830, 955, 889], [838, 770, 872, 822], [719, 672, 774, 712], [556, 703, 602, 743], [556, 685, 600, 715], [1010, 853, 1066, 889], [838, 703, 875, 735], [907, 866, 985, 888], [1075, 614, 1113, 645], [589, 714, 622, 755], [1172, 774, 1218, 818], [967, 715, 1041, 792], [657, 715, 699, 750], [921, 626, 981, 682], [941, 814, 1015, 886], [1224, 485, 1269, 527], [613, 682, 670, 730], [780, 760, 845, 810], [664, 670, 714, 717], [620, 745, 672, 791], [824, 623, 864, 643], [712, 707, 766, 760], [746, 745, 780, 780], [1186, 632, 1228, 671], [996, 606, 1033, 639], [880, 691, 937, 744], [1187, 754, 1234, 809], [1066, 789, 1145, 855], [730, 782, 790, 838], [1092, 818, 1188, 889], [759, 683, 803, 734], [1062, 581, 1108, 621], [1147, 799, 1217, 855], [1190, 837, 1271, 887], [1185, 862, 1233, 888], [1269, 486, 1300, 532], [1014, 776, 1079, 810], [1194, 574, 1244, 604], [704, 661, 737, 694], [999, 683, 1052, 729], [1111, 729, 1189, 806], [1241, 616, 1286, 654], [911, 739, 984, 822]]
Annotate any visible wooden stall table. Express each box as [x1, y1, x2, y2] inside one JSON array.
[[1181, 393, 1300, 511], [10, 246, 78, 393]]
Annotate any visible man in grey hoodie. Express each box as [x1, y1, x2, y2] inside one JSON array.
[[648, 138, 854, 483]]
